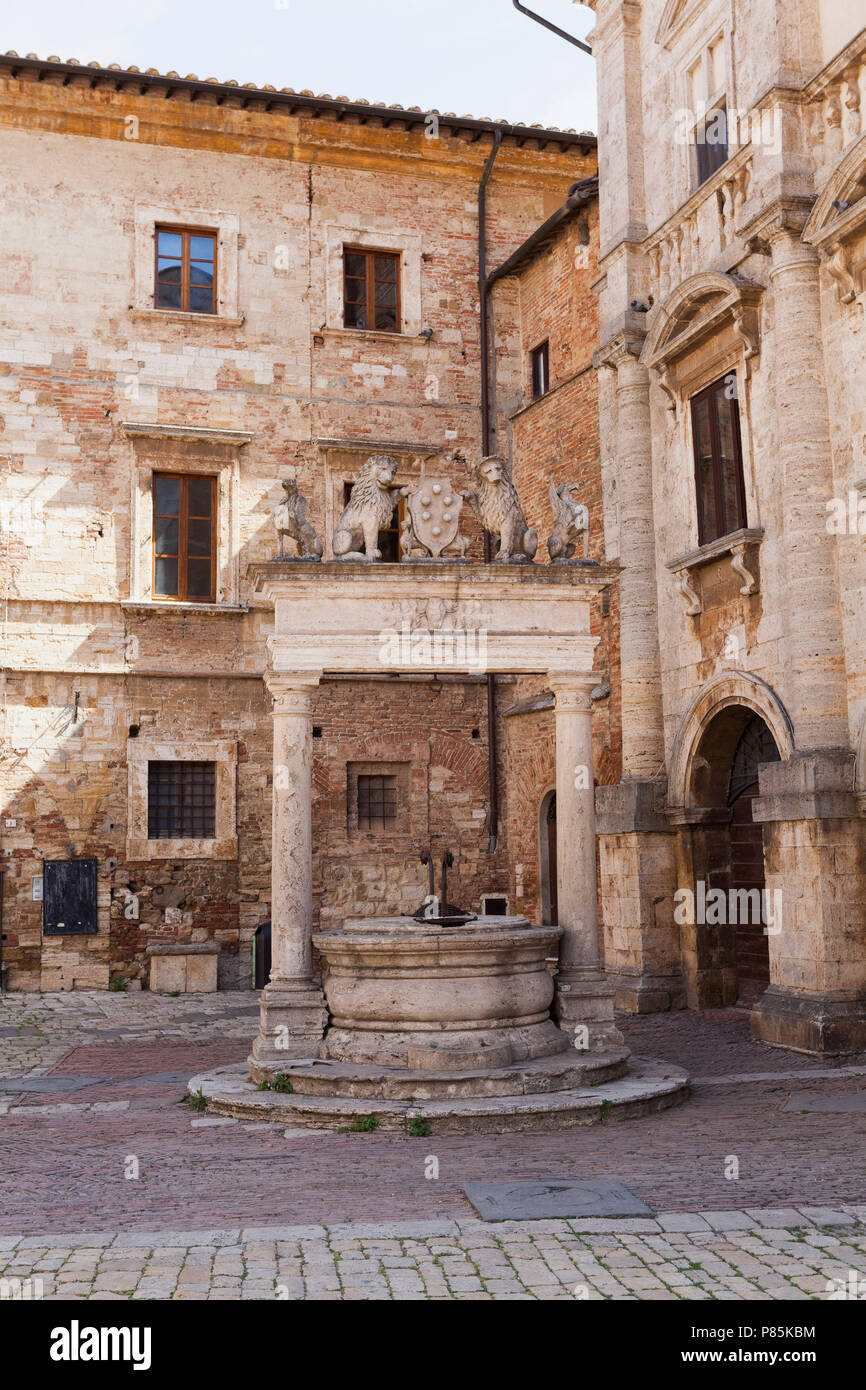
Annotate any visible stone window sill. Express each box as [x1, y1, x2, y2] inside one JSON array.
[[130, 308, 245, 328], [121, 600, 249, 615], [318, 327, 421, 346], [127, 837, 238, 861], [666, 527, 763, 615]]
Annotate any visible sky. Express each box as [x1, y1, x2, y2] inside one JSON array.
[[5, 0, 598, 134]]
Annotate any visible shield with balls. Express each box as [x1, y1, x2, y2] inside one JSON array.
[[408, 475, 463, 557]]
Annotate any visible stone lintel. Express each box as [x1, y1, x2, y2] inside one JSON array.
[[146, 942, 220, 956]]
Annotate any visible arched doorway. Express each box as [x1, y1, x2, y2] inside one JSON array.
[[686, 707, 781, 1007], [727, 716, 780, 1003], [539, 790, 557, 924]]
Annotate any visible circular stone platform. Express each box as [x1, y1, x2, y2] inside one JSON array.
[[196, 913, 689, 1134], [190, 1054, 688, 1136]]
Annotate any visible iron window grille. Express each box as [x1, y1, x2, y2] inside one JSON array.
[[148, 761, 216, 839], [356, 774, 398, 831]]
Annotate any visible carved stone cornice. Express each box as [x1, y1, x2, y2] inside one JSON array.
[[740, 198, 815, 254], [593, 333, 646, 372], [803, 132, 866, 305]]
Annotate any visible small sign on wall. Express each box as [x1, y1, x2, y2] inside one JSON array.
[[32, 876, 43, 902]]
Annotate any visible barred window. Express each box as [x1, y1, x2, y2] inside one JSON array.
[[147, 761, 216, 839], [356, 774, 397, 831]]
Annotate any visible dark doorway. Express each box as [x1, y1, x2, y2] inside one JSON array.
[[727, 716, 778, 1005], [540, 791, 557, 925]]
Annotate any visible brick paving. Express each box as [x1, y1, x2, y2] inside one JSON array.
[[1, 992, 865, 1298]]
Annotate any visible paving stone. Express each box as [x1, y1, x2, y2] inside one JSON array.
[[657, 1213, 712, 1232], [465, 1180, 654, 1222]]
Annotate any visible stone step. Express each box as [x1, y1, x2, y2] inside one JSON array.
[[192, 1056, 689, 1136], [250, 1048, 630, 1100]]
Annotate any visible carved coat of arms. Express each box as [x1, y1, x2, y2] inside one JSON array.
[[406, 475, 466, 558]]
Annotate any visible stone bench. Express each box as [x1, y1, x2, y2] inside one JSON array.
[[146, 942, 219, 994]]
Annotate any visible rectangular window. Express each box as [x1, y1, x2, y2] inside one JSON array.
[[356, 774, 398, 831], [690, 376, 747, 545], [147, 761, 216, 839], [153, 473, 216, 602], [694, 103, 728, 186], [343, 248, 401, 332], [155, 227, 216, 313], [531, 340, 550, 399]]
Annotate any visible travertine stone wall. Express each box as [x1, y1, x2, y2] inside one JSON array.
[[585, 0, 866, 1046], [0, 60, 597, 988]]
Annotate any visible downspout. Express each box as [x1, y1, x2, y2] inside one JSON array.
[[511, 1, 593, 54], [478, 128, 503, 853]]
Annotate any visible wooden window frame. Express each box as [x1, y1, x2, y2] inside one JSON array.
[[342, 246, 402, 333], [694, 102, 729, 187], [690, 376, 747, 546], [531, 340, 550, 399], [152, 472, 217, 604], [154, 224, 218, 315]]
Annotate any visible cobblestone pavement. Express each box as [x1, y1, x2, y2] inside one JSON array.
[[2, 992, 866, 1294], [2, 1211, 866, 1300]]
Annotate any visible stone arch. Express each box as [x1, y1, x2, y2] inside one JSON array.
[[643, 271, 763, 362], [667, 670, 794, 811]]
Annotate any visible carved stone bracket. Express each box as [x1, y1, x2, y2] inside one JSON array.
[[676, 569, 702, 616], [666, 526, 764, 617], [730, 542, 758, 595]]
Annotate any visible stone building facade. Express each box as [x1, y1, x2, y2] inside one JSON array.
[[0, 54, 605, 991], [583, 0, 866, 1051]]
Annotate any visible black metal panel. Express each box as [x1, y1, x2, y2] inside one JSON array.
[[43, 859, 98, 936]]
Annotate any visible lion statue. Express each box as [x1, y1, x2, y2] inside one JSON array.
[[461, 456, 537, 563], [275, 472, 322, 561], [547, 476, 590, 563], [332, 455, 402, 561]]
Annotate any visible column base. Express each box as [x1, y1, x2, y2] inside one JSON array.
[[553, 968, 625, 1051], [607, 967, 687, 1014], [751, 985, 866, 1056], [249, 979, 328, 1079]]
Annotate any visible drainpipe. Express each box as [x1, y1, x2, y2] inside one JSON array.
[[478, 129, 503, 853], [511, 1, 593, 54]]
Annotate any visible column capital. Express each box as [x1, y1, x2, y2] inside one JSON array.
[[264, 672, 321, 716], [548, 673, 600, 712]]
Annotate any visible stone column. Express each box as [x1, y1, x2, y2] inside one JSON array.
[[749, 221, 865, 1053], [593, 341, 682, 1014], [767, 226, 847, 748], [549, 674, 624, 1051], [250, 673, 327, 1077]]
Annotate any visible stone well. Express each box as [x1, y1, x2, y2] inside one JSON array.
[[193, 556, 690, 1134], [313, 915, 566, 1068]]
